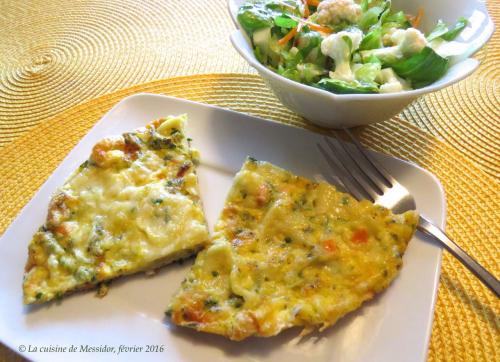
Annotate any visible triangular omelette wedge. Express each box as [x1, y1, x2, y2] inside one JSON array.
[[23, 115, 209, 304], [167, 158, 418, 340]]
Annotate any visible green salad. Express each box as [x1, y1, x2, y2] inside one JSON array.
[[238, 0, 469, 94]]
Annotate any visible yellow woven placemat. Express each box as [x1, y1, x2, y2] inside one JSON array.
[[0, 0, 499, 179], [0, 74, 498, 361]]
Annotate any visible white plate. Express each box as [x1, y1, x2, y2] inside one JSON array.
[[0, 94, 445, 362]]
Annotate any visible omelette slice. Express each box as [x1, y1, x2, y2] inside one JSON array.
[[167, 158, 418, 340], [23, 115, 209, 304]]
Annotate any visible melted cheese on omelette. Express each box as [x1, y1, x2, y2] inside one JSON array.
[[167, 158, 418, 340], [23, 115, 209, 304]]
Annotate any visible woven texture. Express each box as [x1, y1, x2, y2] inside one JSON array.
[[0, 0, 498, 179], [0, 0, 251, 147], [0, 74, 498, 361]]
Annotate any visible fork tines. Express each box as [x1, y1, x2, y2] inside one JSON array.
[[316, 129, 395, 203]]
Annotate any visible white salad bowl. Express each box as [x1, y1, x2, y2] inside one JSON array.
[[228, 0, 494, 128]]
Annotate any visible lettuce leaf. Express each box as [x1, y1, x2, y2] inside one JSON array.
[[427, 17, 468, 42], [359, 28, 383, 50]]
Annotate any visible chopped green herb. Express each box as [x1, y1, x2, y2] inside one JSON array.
[[152, 198, 163, 205], [149, 135, 173, 150], [35, 292, 43, 300], [303, 226, 313, 233], [241, 211, 254, 221], [79, 160, 89, 170], [211, 271, 219, 277], [204, 299, 218, 309], [284, 236, 292, 244], [229, 294, 245, 308]]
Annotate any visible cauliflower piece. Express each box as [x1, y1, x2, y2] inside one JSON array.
[[361, 28, 428, 63], [382, 27, 398, 46], [321, 29, 363, 82], [391, 28, 427, 56], [376, 68, 411, 93], [316, 0, 362, 25]]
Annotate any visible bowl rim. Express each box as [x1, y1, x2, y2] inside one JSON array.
[[227, 0, 494, 101]]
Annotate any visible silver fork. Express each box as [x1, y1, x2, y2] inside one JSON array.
[[317, 130, 500, 298]]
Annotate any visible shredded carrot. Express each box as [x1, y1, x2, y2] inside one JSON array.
[[288, 14, 334, 34], [278, 26, 298, 45], [307, 0, 321, 6], [302, 0, 310, 18], [308, 23, 334, 34], [411, 7, 424, 28]]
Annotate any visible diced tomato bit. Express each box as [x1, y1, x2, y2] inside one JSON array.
[[124, 139, 140, 160], [322, 239, 337, 252], [351, 228, 369, 244], [177, 162, 191, 177], [182, 307, 206, 323], [155, 171, 166, 179], [53, 225, 68, 236]]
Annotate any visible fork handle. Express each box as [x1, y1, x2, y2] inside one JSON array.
[[418, 216, 500, 298]]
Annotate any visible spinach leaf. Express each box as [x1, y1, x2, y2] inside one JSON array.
[[390, 47, 449, 88], [316, 78, 379, 94], [274, 15, 298, 28], [238, 5, 274, 34]]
